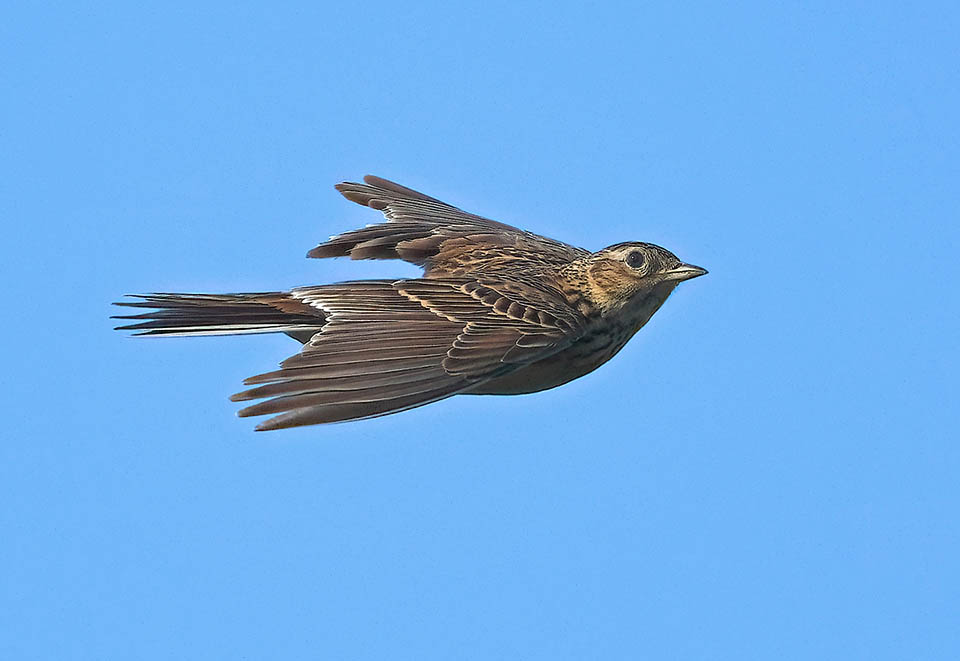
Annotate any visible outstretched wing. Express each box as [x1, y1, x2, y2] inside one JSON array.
[[308, 175, 588, 277], [231, 277, 585, 430]]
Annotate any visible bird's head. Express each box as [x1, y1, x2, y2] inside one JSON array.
[[583, 242, 707, 313]]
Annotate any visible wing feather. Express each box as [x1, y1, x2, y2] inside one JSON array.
[[250, 382, 470, 430], [308, 175, 587, 276], [230, 276, 586, 430]]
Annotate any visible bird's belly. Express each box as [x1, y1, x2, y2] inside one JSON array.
[[464, 331, 632, 395]]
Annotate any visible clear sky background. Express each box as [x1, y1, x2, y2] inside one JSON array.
[[3, 2, 958, 659]]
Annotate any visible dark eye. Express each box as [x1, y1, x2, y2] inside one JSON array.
[[626, 251, 646, 269]]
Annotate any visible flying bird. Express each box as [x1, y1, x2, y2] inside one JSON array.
[[114, 176, 707, 430]]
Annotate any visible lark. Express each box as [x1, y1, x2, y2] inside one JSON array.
[[114, 176, 707, 430]]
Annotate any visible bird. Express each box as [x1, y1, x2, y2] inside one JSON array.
[[114, 175, 707, 431]]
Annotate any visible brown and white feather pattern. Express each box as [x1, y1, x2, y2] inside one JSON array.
[[222, 278, 584, 430], [310, 175, 588, 276]]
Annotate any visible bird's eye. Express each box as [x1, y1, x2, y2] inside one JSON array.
[[626, 251, 646, 269]]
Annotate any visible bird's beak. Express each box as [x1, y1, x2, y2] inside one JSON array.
[[664, 263, 708, 282]]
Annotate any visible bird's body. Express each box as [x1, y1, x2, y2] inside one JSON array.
[[115, 176, 706, 430]]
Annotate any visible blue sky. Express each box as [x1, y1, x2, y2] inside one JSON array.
[[3, 2, 958, 659]]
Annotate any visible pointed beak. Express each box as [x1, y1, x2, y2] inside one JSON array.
[[665, 263, 708, 282]]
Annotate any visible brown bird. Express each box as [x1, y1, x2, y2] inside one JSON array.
[[114, 175, 707, 430]]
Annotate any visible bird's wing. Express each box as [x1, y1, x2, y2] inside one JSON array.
[[308, 175, 588, 276], [232, 278, 585, 430]]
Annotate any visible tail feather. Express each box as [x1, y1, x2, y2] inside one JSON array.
[[112, 293, 325, 338]]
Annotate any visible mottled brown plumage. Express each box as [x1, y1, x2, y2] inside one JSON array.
[[114, 175, 706, 430]]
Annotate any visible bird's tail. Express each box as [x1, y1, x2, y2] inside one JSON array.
[[112, 292, 326, 340]]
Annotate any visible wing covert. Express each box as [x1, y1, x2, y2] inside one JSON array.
[[308, 175, 587, 277], [230, 277, 585, 429]]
